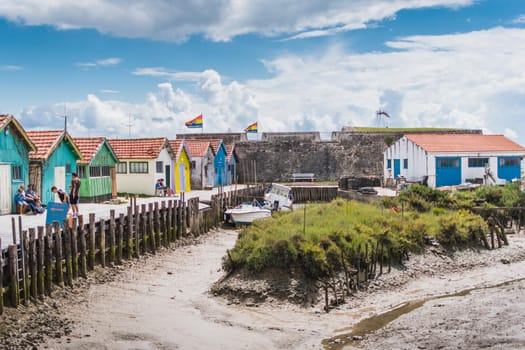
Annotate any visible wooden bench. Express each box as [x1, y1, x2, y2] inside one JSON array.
[[292, 173, 316, 182]]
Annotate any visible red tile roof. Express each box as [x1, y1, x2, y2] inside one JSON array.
[[184, 139, 213, 158], [168, 139, 183, 158], [0, 114, 37, 151], [405, 134, 525, 153], [226, 144, 235, 162], [74, 137, 118, 164], [209, 139, 224, 154], [27, 130, 82, 161], [108, 137, 167, 159]]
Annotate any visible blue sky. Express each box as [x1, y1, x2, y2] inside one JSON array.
[[1, 0, 525, 142]]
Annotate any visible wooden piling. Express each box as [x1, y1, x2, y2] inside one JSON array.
[[0, 239, 3, 314], [37, 227, 45, 299], [8, 245, 19, 307], [134, 203, 140, 258], [149, 203, 156, 254], [167, 200, 173, 243], [160, 201, 167, 247], [88, 213, 96, 269], [20, 225, 29, 306], [71, 218, 79, 279], [63, 223, 73, 287], [44, 225, 53, 296], [154, 202, 160, 248], [28, 228, 38, 299], [117, 213, 124, 264], [78, 215, 87, 278], [140, 204, 147, 254], [99, 218, 106, 268], [53, 221, 64, 286], [126, 206, 133, 260], [109, 210, 116, 265]]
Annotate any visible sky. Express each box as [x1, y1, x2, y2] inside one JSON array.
[[1, 0, 525, 143]]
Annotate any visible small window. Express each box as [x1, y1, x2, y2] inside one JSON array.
[[468, 158, 489, 168], [438, 159, 460, 168], [101, 166, 110, 177], [130, 162, 148, 174], [156, 161, 163, 173], [499, 157, 520, 167], [387, 159, 392, 169], [403, 159, 408, 169], [90, 165, 101, 177], [12, 165, 22, 180], [65, 163, 71, 173], [117, 162, 127, 174], [190, 161, 196, 170], [77, 165, 86, 178]]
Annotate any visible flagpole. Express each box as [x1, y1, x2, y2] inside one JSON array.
[[201, 112, 203, 134]]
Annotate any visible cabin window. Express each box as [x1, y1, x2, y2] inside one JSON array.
[[130, 162, 148, 174], [90, 166, 101, 177], [403, 159, 408, 169], [66, 163, 71, 173], [387, 159, 392, 169], [190, 161, 196, 170], [77, 165, 86, 178], [499, 157, 520, 167], [101, 166, 111, 177], [437, 159, 460, 168], [156, 161, 163, 173], [468, 158, 489, 168], [12, 165, 22, 180], [117, 162, 127, 174], [227, 164, 231, 171]]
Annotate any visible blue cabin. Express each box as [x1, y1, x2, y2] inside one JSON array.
[[27, 130, 83, 206], [0, 115, 37, 214], [210, 139, 228, 186], [225, 143, 238, 185]]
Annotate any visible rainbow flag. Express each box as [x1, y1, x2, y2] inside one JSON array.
[[244, 122, 258, 133], [185, 114, 203, 128]]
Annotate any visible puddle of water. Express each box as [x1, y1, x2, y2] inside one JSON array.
[[322, 277, 525, 350]]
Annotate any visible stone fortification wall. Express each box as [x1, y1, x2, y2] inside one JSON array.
[[261, 132, 320, 142], [177, 133, 246, 144]]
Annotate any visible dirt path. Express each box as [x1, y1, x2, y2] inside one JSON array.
[[41, 231, 525, 350]]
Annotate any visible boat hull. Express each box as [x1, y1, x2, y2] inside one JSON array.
[[226, 207, 271, 224]]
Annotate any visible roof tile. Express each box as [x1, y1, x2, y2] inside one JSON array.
[[405, 134, 525, 152], [27, 130, 64, 160], [184, 139, 212, 157], [108, 138, 166, 159]]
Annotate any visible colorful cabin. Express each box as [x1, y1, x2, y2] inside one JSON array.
[[168, 139, 192, 193], [225, 143, 238, 185], [210, 139, 228, 186], [27, 130, 83, 206], [108, 137, 175, 196], [0, 114, 37, 214], [74, 137, 119, 202], [184, 139, 215, 190]]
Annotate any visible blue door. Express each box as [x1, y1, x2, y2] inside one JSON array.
[[393, 159, 400, 179], [436, 157, 461, 187], [498, 157, 521, 181]]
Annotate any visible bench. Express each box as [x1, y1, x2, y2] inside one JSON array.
[[292, 173, 316, 182]]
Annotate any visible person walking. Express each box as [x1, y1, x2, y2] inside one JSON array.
[[70, 172, 81, 217]]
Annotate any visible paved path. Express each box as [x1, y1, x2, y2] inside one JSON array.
[[0, 185, 246, 246]]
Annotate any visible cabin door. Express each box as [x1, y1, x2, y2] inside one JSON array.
[[179, 163, 186, 192], [165, 165, 171, 188], [0, 164, 12, 214], [54, 166, 66, 202]]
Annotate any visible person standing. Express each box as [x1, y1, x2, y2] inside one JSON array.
[[51, 186, 69, 205], [70, 172, 81, 217]]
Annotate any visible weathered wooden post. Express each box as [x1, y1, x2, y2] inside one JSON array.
[[99, 218, 106, 268], [117, 213, 124, 264], [20, 225, 29, 306], [148, 203, 156, 254], [126, 206, 133, 260], [140, 204, 147, 254], [63, 223, 73, 287], [28, 228, 38, 299], [109, 210, 116, 265], [37, 227, 45, 300], [44, 225, 53, 296], [167, 200, 173, 243], [161, 201, 167, 247], [154, 202, 160, 248], [88, 213, 96, 269], [53, 221, 64, 287], [8, 245, 19, 307], [0, 239, 3, 314], [71, 217, 79, 279], [134, 202, 140, 258]]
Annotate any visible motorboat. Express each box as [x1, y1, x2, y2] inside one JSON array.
[[264, 183, 293, 211], [224, 201, 272, 225]]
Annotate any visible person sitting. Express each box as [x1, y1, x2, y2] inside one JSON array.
[[155, 179, 167, 196], [20, 184, 39, 214], [26, 184, 44, 213], [15, 189, 28, 214]]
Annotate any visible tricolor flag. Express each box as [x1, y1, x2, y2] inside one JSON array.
[[185, 114, 203, 128], [244, 122, 258, 133]]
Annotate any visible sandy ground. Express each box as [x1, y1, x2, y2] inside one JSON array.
[[30, 229, 525, 350]]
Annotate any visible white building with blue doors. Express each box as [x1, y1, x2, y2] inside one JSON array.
[[384, 134, 525, 188]]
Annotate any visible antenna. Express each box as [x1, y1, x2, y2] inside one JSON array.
[[376, 109, 391, 127], [125, 115, 134, 138], [64, 103, 68, 132]]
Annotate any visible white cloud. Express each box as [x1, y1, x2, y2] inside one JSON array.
[[0, 0, 474, 42], [17, 27, 525, 144], [77, 57, 122, 68], [100, 89, 119, 94], [512, 15, 525, 24], [0, 65, 23, 71]]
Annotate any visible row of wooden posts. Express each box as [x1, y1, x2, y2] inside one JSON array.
[[0, 185, 265, 314]]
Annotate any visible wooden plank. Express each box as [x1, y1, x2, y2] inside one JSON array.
[[148, 203, 156, 254], [117, 213, 124, 264], [53, 221, 64, 287], [28, 228, 38, 300], [126, 206, 133, 260], [88, 213, 96, 270], [19, 217, 29, 306], [140, 204, 147, 255], [167, 200, 173, 243], [160, 201, 167, 247], [99, 218, 106, 268], [135, 203, 140, 258], [78, 215, 87, 278], [63, 223, 73, 287], [44, 225, 53, 296], [71, 217, 79, 279], [8, 245, 19, 307], [37, 227, 45, 300], [154, 202, 160, 249], [109, 210, 116, 265]]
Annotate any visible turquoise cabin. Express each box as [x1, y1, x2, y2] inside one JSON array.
[[74, 137, 119, 203], [0, 115, 37, 214], [225, 143, 238, 185], [27, 130, 83, 206], [210, 139, 228, 186]]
